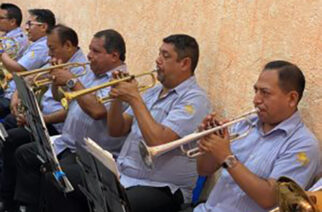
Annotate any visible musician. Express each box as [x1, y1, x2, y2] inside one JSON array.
[[107, 34, 211, 212], [192, 61, 320, 212], [0, 9, 55, 118], [0, 3, 28, 60], [0, 24, 88, 212], [14, 29, 128, 212]]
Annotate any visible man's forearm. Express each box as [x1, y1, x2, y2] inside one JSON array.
[[1, 53, 26, 72], [108, 100, 129, 136], [227, 162, 277, 209], [130, 96, 179, 146], [43, 109, 67, 124]]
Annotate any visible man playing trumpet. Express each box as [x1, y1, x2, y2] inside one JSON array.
[[108, 34, 211, 212], [193, 61, 320, 212], [0, 24, 88, 212], [0, 9, 55, 119], [14, 29, 128, 212]]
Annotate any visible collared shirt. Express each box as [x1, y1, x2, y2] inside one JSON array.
[[195, 111, 320, 212], [5, 36, 49, 99], [41, 48, 88, 133], [53, 64, 128, 156], [310, 178, 322, 191], [4, 27, 28, 59], [117, 76, 212, 202]]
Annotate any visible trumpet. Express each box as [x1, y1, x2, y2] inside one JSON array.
[[17, 62, 89, 87], [139, 108, 258, 169], [60, 70, 157, 110]]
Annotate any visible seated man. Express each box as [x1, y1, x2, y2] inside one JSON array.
[[108, 34, 211, 212], [0, 24, 88, 212], [0, 3, 28, 60], [14, 29, 128, 212], [193, 61, 320, 212], [0, 8, 55, 118]]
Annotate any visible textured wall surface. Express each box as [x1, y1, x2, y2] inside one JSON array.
[[8, 0, 322, 145]]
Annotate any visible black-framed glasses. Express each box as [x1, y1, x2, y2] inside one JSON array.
[[25, 20, 43, 27]]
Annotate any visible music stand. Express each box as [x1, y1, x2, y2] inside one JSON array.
[[76, 137, 131, 212], [13, 74, 73, 193]]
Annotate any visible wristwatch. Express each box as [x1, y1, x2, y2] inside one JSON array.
[[66, 78, 78, 89], [221, 155, 238, 169]]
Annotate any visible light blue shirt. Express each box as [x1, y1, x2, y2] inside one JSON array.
[[195, 111, 320, 212], [5, 36, 49, 99], [53, 64, 128, 156], [4, 27, 28, 59], [310, 178, 322, 191], [41, 48, 88, 133], [117, 76, 212, 202]]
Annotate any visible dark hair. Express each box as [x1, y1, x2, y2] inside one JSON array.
[[263, 60, 305, 102], [94, 29, 126, 61], [48, 24, 78, 47], [163, 34, 199, 74], [0, 3, 22, 26], [28, 9, 56, 33]]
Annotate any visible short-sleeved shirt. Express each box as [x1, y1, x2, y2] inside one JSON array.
[[117, 76, 212, 202], [5, 36, 49, 99], [53, 64, 128, 156], [310, 178, 322, 191], [41, 48, 88, 133], [3, 27, 28, 60], [194, 111, 320, 212]]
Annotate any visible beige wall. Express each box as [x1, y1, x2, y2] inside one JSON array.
[[10, 0, 322, 144]]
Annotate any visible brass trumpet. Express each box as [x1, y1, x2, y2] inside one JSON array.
[[17, 62, 89, 87], [269, 177, 322, 212], [60, 70, 157, 110], [139, 109, 258, 169]]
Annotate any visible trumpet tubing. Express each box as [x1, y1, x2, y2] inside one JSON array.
[[17, 62, 89, 87], [139, 108, 258, 169], [60, 70, 157, 110]]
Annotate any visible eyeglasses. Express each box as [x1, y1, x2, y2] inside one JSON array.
[[25, 20, 43, 27]]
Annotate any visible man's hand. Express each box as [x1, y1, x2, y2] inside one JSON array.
[[16, 113, 27, 126], [109, 70, 140, 104], [198, 113, 233, 164], [10, 93, 20, 117], [49, 58, 74, 86]]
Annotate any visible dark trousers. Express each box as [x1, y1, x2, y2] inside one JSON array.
[[126, 186, 183, 212], [0, 97, 10, 119], [15, 143, 89, 212], [0, 125, 58, 208]]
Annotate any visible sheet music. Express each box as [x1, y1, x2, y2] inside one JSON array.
[[83, 137, 120, 179]]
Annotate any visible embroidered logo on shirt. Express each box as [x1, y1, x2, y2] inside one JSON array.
[[184, 105, 195, 115], [29, 51, 35, 59], [296, 152, 309, 166]]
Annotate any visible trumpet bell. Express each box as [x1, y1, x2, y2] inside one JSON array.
[[138, 141, 154, 169]]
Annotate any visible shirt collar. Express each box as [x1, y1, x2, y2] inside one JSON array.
[[257, 110, 302, 136], [68, 47, 82, 63], [32, 36, 47, 44], [98, 63, 127, 79], [165, 76, 197, 96], [5, 27, 23, 37]]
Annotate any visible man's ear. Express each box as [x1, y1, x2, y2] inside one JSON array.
[[180, 57, 192, 72], [110, 51, 120, 62], [288, 91, 299, 108]]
